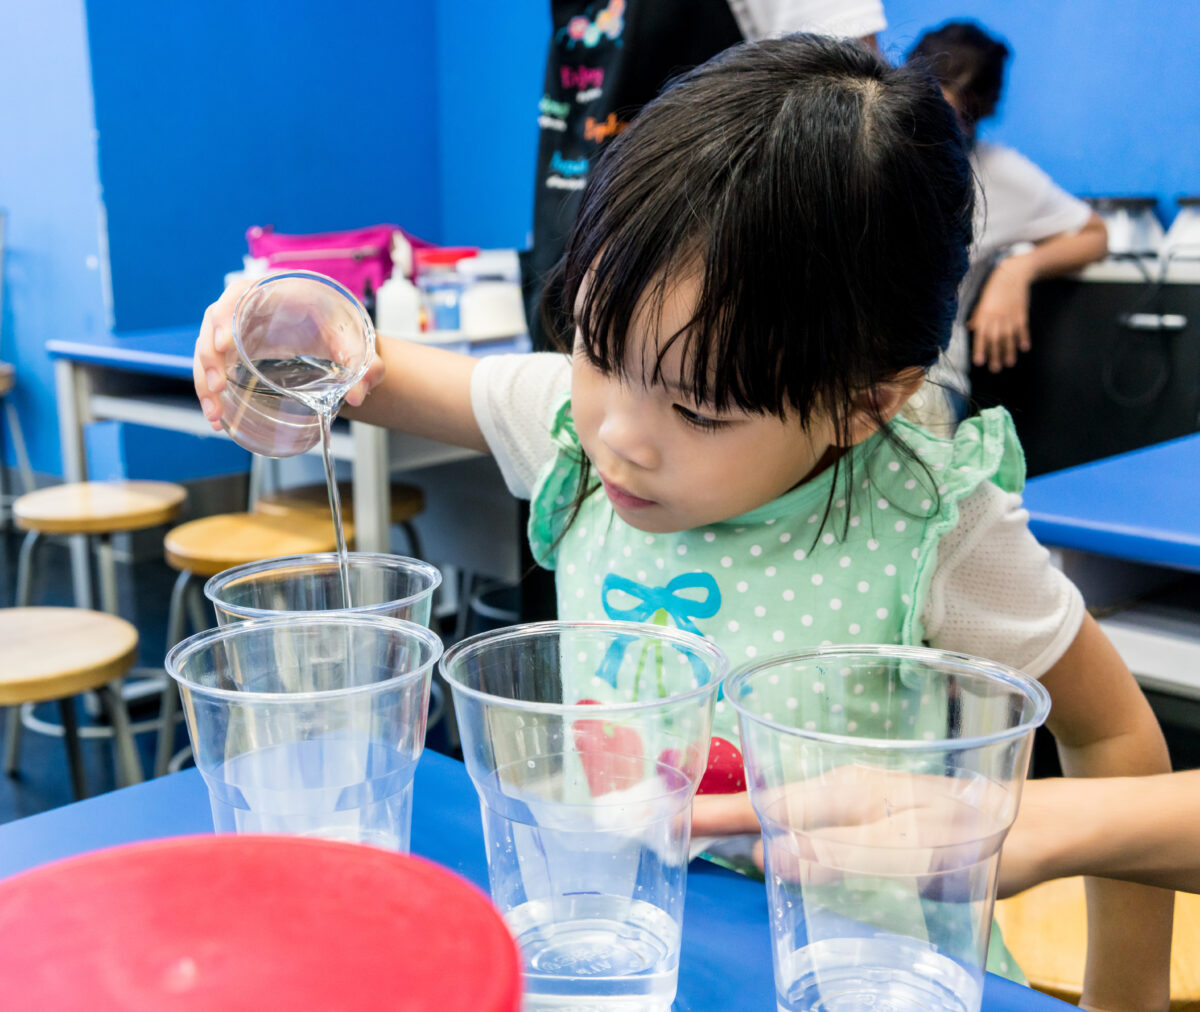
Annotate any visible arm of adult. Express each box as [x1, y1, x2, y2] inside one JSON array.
[[969, 212, 1108, 372], [192, 282, 487, 452], [1036, 612, 1173, 1012]]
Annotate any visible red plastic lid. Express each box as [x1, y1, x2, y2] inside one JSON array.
[[0, 835, 522, 1012], [413, 246, 479, 271]]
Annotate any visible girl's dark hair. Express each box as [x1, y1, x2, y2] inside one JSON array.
[[907, 21, 1010, 133], [542, 33, 975, 536]]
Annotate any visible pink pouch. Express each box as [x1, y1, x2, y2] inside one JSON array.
[[245, 224, 434, 298]]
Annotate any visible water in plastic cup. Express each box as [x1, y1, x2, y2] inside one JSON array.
[[205, 552, 442, 627], [218, 271, 375, 459], [165, 614, 442, 851], [440, 621, 727, 1010], [727, 647, 1050, 1012]]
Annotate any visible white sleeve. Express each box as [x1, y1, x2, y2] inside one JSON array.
[[973, 144, 1093, 255], [469, 352, 573, 500], [920, 481, 1085, 678], [736, 0, 886, 39]]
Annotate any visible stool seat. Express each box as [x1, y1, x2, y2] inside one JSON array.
[[995, 876, 1200, 1009], [0, 361, 13, 397], [255, 481, 424, 526], [0, 608, 138, 704], [165, 511, 356, 578], [15, 480, 186, 535]]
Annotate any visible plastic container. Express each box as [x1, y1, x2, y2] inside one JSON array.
[[205, 552, 441, 626], [414, 247, 478, 334], [0, 835, 522, 1012], [166, 614, 442, 851], [375, 273, 422, 338], [217, 271, 375, 457], [440, 621, 727, 1011], [727, 646, 1051, 1012]]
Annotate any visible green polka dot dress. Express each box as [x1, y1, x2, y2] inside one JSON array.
[[528, 395, 1029, 983]]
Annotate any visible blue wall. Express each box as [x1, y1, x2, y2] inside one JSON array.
[[881, 2, 1200, 224], [434, 2, 546, 250], [86, 0, 444, 332], [0, 0, 109, 477]]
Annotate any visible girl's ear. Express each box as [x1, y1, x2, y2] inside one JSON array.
[[841, 368, 927, 446]]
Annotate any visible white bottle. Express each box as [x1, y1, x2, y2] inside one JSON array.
[[375, 273, 422, 339]]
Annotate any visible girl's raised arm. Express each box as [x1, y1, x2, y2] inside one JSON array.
[[193, 282, 488, 453]]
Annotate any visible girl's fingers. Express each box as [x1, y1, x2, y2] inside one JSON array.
[[691, 791, 761, 835]]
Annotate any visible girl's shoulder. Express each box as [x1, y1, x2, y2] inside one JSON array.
[[888, 407, 1025, 500]]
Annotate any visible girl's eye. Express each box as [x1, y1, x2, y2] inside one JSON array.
[[673, 404, 729, 431]]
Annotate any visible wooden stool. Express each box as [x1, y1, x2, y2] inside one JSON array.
[[0, 608, 141, 797], [6, 481, 187, 784], [156, 510, 356, 776], [255, 480, 424, 556], [995, 876, 1200, 1009]]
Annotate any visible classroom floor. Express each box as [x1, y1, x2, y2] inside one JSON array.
[[1, 525, 1197, 827]]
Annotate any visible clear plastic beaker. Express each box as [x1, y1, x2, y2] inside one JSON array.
[[726, 646, 1051, 1012], [440, 621, 728, 1011], [165, 614, 442, 851], [218, 270, 375, 457], [205, 552, 442, 627]]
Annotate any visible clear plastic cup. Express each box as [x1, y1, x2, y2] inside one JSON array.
[[205, 552, 442, 627], [440, 621, 728, 1011], [218, 270, 375, 457], [726, 646, 1051, 1012], [165, 614, 442, 851]]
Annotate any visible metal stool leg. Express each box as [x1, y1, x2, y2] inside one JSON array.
[[5, 399, 34, 498], [58, 697, 87, 799], [155, 571, 193, 777], [400, 521, 423, 560], [3, 707, 21, 776], [95, 532, 119, 616], [185, 577, 210, 636], [15, 529, 41, 607], [100, 682, 143, 787], [6, 530, 44, 773]]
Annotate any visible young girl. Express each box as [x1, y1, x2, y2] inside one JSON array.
[[195, 35, 1171, 1008]]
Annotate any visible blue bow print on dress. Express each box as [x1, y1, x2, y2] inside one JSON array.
[[594, 572, 722, 689]]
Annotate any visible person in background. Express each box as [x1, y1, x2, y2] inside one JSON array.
[[196, 35, 1170, 1005], [905, 21, 1107, 421], [525, 0, 888, 353]]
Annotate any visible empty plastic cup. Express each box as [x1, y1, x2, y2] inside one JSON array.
[[166, 614, 442, 851], [205, 552, 442, 626], [440, 621, 728, 1011], [219, 270, 375, 457], [726, 646, 1051, 1012]]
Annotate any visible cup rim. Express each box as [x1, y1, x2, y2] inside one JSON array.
[[725, 644, 1051, 752], [203, 552, 443, 620], [231, 269, 376, 398], [439, 620, 729, 714], [165, 613, 443, 703]]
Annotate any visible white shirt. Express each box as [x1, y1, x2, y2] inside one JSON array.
[[937, 142, 1094, 389], [471, 352, 1084, 679], [732, 0, 887, 39]]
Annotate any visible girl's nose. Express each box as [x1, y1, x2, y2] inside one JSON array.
[[598, 394, 660, 471]]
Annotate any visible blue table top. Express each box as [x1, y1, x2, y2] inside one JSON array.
[[1023, 433, 1200, 572], [0, 751, 1062, 1011], [48, 327, 199, 380]]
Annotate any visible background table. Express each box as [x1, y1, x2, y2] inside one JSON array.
[[1025, 433, 1200, 702], [0, 751, 1067, 1011]]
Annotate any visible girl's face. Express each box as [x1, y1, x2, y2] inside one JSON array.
[[570, 274, 841, 534]]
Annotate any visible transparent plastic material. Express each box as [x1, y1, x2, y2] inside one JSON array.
[[218, 271, 375, 457], [205, 552, 442, 627], [166, 615, 442, 851], [727, 646, 1051, 1012], [440, 621, 728, 1011]]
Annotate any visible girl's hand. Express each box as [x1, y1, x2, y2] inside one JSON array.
[[968, 256, 1035, 373], [193, 279, 253, 431], [192, 278, 386, 429]]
